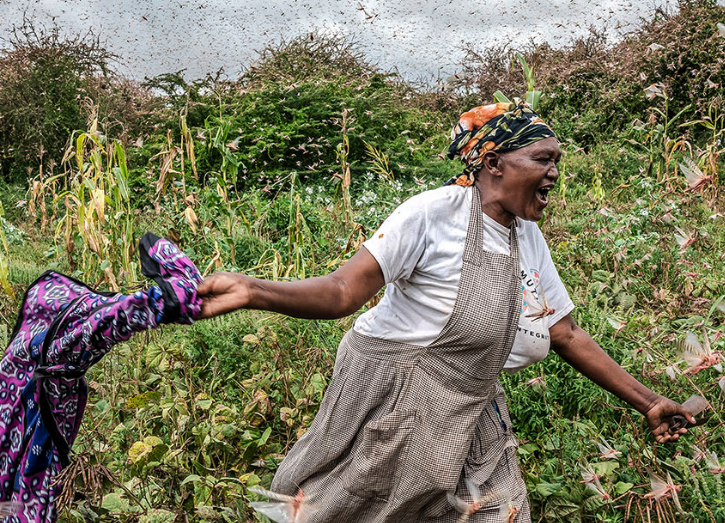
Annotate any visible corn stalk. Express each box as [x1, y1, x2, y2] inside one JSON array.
[[494, 54, 542, 110], [0, 202, 15, 300], [55, 118, 136, 290], [150, 130, 182, 212], [180, 113, 198, 180], [334, 109, 353, 226], [681, 102, 724, 191], [287, 173, 313, 279], [589, 162, 605, 204]]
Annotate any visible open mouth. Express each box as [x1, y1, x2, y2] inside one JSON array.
[[536, 186, 552, 205]]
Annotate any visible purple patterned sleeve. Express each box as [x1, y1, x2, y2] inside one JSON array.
[[0, 233, 202, 523]]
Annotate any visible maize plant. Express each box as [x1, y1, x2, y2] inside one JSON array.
[[287, 173, 313, 280], [0, 203, 15, 300], [334, 109, 353, 226], [151, 129, 182, 212], [54, 119, 136, 291], [681, 102, 724, 192], [180, 113, 198, 180], [494, 54, 542, 111]]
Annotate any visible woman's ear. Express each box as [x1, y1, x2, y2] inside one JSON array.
[[482, 151, 503, 178]]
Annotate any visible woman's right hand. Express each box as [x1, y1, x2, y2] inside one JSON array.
[[194, 248, 384, 321], [196, 272, 251, 319]]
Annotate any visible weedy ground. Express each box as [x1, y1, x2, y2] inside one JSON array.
[[0, 2, 724, 522], [2, 128, 724, 523]]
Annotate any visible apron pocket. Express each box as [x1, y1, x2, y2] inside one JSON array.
[[463, 399, 518, 489], [341, 408, 418, 501]]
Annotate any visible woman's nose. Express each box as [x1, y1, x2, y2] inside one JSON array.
[[549, 164, 559, 181]]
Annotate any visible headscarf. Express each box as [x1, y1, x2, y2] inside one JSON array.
[[445, 101, 557, 186]]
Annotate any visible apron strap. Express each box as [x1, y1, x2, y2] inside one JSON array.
[[467, 185, 521, 268], [508, 221, 520, 261], [463, 186, 485, 264]]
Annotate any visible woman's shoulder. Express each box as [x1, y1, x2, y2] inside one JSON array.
[[514, 217, 542, 236], [515, 218, 552, 254], [399, 185, 470, 218]]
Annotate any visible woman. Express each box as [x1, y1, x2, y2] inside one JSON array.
[[197, 102, 695, 522]]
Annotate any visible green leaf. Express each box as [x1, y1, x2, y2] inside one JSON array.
[[544, 434, 560, 450], [114, 142, 129, 198], [124, 391, 162, 409], [309, 373, 327, 397], [128, 440, 153, 464], [128, 436, 167, 465], [139, 509, 176, 523], [545, 497, 581, 523], [257, 426, 272, 446], [239, 472, 261, 486], [493, 90, 511, 105], [614, 481, 634, 495], [242, 334, 259, 345], [94, 399, 110, 412], [517, 442, 539, 456], [591, 461, 619, 477], [181, 474, 203, 487], [75, 134, 87, 172], [112, 166, 129, 202], [101, 492, 136, 513], [592, 270, 611, 282], [535, 481, 563, 497], [526, 91, 542, 111], [196, 393, 213, 410]]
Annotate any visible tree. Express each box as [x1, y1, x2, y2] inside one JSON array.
[[0, 17, 116, 180]]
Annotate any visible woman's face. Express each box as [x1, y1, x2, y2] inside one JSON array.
[[496, 137, 561, 222]]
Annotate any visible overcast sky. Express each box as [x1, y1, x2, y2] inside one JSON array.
[[0, 0, 720, 84]]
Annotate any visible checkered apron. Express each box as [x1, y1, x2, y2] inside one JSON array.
[[271, 186, 530, 522]]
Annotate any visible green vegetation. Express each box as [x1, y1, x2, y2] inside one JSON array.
[[0, 2, 724, 521]]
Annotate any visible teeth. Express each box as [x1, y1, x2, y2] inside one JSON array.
[[537, 187, 549, 203]]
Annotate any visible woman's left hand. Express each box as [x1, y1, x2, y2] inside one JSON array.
[[550, 316, 698, 445], [643, 395, 696, 444]]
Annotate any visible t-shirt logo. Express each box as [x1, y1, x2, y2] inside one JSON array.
[[521, 268, 541, 314]]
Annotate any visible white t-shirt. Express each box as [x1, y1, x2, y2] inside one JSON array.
[[354, 185, 575, 373]]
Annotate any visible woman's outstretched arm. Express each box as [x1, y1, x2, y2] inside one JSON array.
[[196, 247, 385, 320], [550, 314, 696, 444]]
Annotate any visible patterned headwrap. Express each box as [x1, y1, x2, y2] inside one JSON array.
[[445, 101, 557, 186]]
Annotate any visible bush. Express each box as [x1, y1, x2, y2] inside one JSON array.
[[0, 19, 156, 182], [458, 0, 725, 147], [0, 19, 115, 179]]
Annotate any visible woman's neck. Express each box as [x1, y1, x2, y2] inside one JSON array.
[[474, 179, 515, 227]]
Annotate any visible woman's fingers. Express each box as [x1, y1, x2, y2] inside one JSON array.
[[198, 298, 220, 320], [682, 407, 697, 425], [196, 273, 249, 319], [644, 395, 701, 444], [658, 429, 686, 444], [197, 272, 229, 296]]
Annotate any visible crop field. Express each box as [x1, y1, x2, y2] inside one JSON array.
[[0, 2, 724, 522]]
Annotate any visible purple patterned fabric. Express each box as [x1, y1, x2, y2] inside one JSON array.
[[0, 233, 202, 523]]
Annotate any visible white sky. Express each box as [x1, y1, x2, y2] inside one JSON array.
[[0, 0, 719, 83]]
